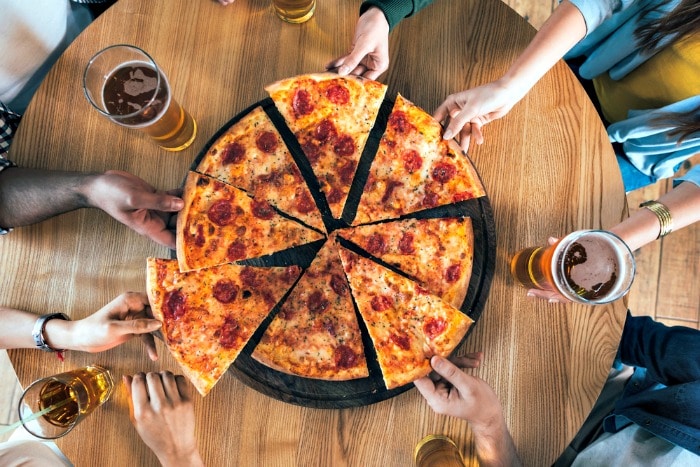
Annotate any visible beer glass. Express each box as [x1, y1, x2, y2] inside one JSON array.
[[414, 434, 465, 467], [272, 0, 316, 23], [18, 365, 114, 439], [510, 230, 636, 305], [83, 44, 197, 151]]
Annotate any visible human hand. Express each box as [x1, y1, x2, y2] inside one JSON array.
[[523, 237, 570, 304], [326, 7, 390, 80], [65, 292, 161, 360], [83, 170, 183, 249], [124, 372, 204, 467], [433, 79, 525, 153]]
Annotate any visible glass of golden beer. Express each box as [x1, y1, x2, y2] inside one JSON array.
[[18, 365, 114, 439], [83, 44, 197, 151], [414, 434, 465, 467], [272, 0, 316, 23], [510, 230, 636, 305]]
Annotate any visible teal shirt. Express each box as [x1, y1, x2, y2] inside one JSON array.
[[360, 0, 434, 31]]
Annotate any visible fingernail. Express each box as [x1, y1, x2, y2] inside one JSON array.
[[338, 65, 349, 76], [526, 291, 535, 298], [443, 130, 453, 140], [431, 355, 444, 369], [548, 298, 559, 304]]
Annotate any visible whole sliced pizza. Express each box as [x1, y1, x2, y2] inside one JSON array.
[[147, 73, 490, 399]]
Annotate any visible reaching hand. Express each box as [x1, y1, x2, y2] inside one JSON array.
[[433, 80, 525, 153], [326, 7, 390, 80], [124, 372, 204, 467], [67, 292, 161, 360], [523, 237, 570, 304], [84, 170, 183, 249]]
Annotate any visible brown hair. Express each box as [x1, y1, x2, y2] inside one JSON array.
[[636, 0, 700, 141]]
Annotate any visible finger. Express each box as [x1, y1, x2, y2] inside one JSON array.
[[458, 126, 471, 154], [114, 318, 163, 336], [471, 121, 485, 145], [175, 375, 192, 402], [144, 226, 177, 250], [160, 371, 180, 401], [526, 289, 568, 304], [142, 333, 159, 361], [430, 355, 469, 389], [547, 237, 560, 246], [363, 68, 383, 81], [432, 100, 456, 127], [127, 373, 149, 420], [146, 372, 167, 407], [444, 111, 476, 141], [128, 191, 185, 213], [413, 376, 438, 399], [449, 352, 483, 369]]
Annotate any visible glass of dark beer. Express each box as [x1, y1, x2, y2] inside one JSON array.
[[18, 365, 114, 439], [510, 230, 636, 305], [83, 44, 197, 151]]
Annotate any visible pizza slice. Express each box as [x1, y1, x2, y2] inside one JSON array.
[[176, 171, 324, 272], [353, 94, 486, 225], [337, 217, 474, 308], [196, 106, 325, 232], [266, 73, 387, 219], [146, 257, 302, 396], [338, 247, 473, 390], [253, 234, 368, 381]]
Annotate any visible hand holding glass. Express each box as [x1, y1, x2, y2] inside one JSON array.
[[83, 44, 197, 151], [18, 365, 114, 439], [510, 230, 635, 305]]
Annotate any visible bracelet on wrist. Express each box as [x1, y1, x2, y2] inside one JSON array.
[[32, 313, 70, 356], [639, 200, 673, 239]]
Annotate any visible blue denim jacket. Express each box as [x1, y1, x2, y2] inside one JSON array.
[[604, 313, 700, 456]]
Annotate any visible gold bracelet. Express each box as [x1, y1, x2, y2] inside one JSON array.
[[639, 200, 674, 239]]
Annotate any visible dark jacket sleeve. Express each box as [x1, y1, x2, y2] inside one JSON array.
[[360, 0, 434, 31]]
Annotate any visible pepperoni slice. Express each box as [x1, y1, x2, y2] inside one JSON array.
[[325, 84, 350, 105], [326, 187, 343, 204], [208, 200, 234, 226], [240, 268, 260, 288], [301, 140, 322, 163], [423, 317, 447, 340], [295, 191, 315, 214], [402, 150, 423, 172], [366, 233, 388, 255], [338, 160, 357, 185], [284, 265, 302, 284], [445, 264, 462, 283], [255, 131, 278, 153], [314, 119, 337, 143], [388, 110, 411, 134], [164, 291, 186, 321], [221, 141, 245, 165], [390, 332, 411, 351], [251, 199, 275, 220], [432, 162, 456, 183], [212, 279, 239, 303], [330, 274, 349, 296], [218, 316, 242, 349], [227, 240, 246, 261], [398, 232, 415, 254], [292, 89, 314, 117], [308, 291, 330, 315], [334, 344, 358, 369], [371, 295, 393, 312], [422, 191, 440, 208], [333, 134, 355, 157]]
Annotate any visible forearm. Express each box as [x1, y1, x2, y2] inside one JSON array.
[[471, 418, 522, 467], [0, 168, 99, 228], [0, 307, 75, 351], [498, 0, 586, 101], [610, 180, 700, 251]]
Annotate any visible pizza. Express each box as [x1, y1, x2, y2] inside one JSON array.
[[196, 106, 325, 232], [146, 258, 301, 396], [149, 73, 488, 397], [176, 171, 324, 272], [252, 234, 368, 381], [338, 247, 474, 390], [265, 73, 387, 219], [337, 217, 474, 308], [353, 94, 486, 225]]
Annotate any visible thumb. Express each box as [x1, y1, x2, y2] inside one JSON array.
[[132, 191, 184, 212], [431, 355, 463, 385], [337, 45, 373, 76], [119, 318, 163, 335]]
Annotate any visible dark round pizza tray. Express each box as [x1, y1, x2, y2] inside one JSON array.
[[182, 96, 496, 408]]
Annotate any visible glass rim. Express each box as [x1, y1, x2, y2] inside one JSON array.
[[83, 44, 163, 120], [18, 375, 84, 439], [552, 229, 636, 305]]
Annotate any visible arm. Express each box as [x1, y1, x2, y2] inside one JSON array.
[[124, 372, 205, 467], [414, 354, 522, 467], [0, 292, 161, 360], [434, 0, 587, 151], [0, 168, 183, 248]]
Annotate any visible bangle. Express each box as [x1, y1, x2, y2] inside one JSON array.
[[640, 200, 673, 239], [32, 313, 70, 352]]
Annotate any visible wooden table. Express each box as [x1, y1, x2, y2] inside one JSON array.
[[4, 0, 628, 465]]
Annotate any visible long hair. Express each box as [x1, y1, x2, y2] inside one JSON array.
[[636, 0, 700, 142]]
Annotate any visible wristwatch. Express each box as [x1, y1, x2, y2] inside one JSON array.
[[32, 313, 70, 352]]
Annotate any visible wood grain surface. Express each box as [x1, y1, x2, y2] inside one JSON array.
[[3, 0, 628, 465]]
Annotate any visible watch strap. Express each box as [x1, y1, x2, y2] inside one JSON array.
[[32, 313, 70, 352]]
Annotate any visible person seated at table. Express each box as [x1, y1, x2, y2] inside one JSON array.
[[0, 371, 204, 467], [329, 0, 700, 192], [416, 310, 700, 465]]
